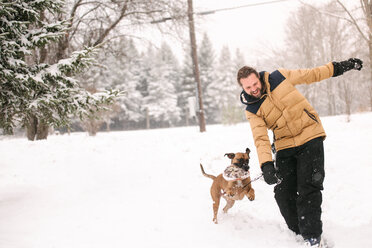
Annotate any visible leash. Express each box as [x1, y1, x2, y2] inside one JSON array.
[[242, 172, 282, 189], [221, 173, 263, 196], [241, 173, 264, 189], [221, 173, 282, 196]]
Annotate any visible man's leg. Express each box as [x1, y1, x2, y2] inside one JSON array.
[[274, 147, 300, 235], [295, 137, 325, 239]]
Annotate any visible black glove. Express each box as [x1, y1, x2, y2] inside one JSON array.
[[261, 161, 280, 185], [332, 58, 363, 77]]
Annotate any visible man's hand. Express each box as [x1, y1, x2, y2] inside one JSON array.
[[261, 161, 280, 185], [332, 58, 363, 77], [348, 58, 363, 71]]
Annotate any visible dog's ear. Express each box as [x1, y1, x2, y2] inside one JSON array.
[[246, 148, 251, 155], [224, 153, 235, 159]]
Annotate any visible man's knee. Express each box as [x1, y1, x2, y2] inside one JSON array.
[[274, 184, 298, 207]]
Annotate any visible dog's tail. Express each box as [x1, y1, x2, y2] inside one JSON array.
[[200, 164, 216, 180]]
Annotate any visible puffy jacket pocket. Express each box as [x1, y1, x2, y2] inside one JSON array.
[[304, 109, 318, 123]]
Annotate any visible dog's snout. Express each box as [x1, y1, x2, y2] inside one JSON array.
[[234, 158, 249, 171], [239, 158, 248, 164]]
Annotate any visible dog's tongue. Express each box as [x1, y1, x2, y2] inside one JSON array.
[[223, 165, 250, 181]]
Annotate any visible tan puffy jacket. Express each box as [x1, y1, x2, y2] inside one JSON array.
[[240, 62, 334, 166]]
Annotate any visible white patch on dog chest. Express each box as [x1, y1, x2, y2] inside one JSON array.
[[236, 180, 243, 188]]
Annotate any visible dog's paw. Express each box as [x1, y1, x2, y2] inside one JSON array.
[[213, 218, 218, 224], [248, 194, 255, 201]]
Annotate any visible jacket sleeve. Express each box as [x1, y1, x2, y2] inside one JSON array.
[[245, 110, 272, 166], [279, 62, 334, 86]]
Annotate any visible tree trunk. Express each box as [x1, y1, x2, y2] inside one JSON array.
[[146, 107, 150, 129], [26, 116, 50, 140], [341, 81, 352, 122], [365, 0, 372, 111], [326, 80, 335, 116], [368, 33, 372, 111], [83, 118, 103, 136], [187, 0, 206, 132], [26, 115, 38, 141], [25, 10, 50, 141], [106, 120, 110, 132], [36, 121, 49, 140]]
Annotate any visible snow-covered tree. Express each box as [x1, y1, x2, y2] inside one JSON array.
[[0, 0, 120, 139], [143, 43, 181, 128], [206, 45, 241, 124], [82, 38, 144, 132], [199, 33, 217, 124], [119, 39, 145, 125], [177, 47, 197, 125], [233, 48, 246, 72]]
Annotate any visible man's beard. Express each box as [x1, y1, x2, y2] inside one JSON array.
[[249, 88, 263, 100]]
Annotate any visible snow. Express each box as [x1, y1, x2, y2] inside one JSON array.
[[0, 112, 371, 248]]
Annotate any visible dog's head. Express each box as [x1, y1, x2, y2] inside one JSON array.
[[224, 148, 250, 171]]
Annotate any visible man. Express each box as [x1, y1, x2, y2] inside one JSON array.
[[237, 58, 363, 247]]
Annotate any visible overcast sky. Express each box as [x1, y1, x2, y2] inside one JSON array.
[[187, 0, 332, 64], [193, 0, 302, 63], [136, 0, 330, 63]]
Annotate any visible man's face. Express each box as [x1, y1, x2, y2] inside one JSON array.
[[240, 74, 262, 98]]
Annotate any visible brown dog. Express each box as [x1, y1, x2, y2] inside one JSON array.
[[200, 148, 255, 224]]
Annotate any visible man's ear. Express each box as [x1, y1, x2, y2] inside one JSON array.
[[224, 153, 235, 159], [246, 148, 251, 155]]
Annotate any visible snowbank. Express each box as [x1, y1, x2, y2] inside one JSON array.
[[0, 113, 371, 248]]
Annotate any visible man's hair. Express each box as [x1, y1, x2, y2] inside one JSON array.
[[237, 66, 259, 86]]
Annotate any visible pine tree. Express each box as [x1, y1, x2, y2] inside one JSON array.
[[121, 39, 145, 124], [231, 48, 246, 123], [178, 47, 197, 125], [84, 38, 143, 131], [0, 0, 120, 139], [206, 45, 241, 124], [199, 33, 216, 124], [143, 43, 181, 128], [233, 48, 246, 73]]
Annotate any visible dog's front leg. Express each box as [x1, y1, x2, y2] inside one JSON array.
[[246, 187, 255, 201]]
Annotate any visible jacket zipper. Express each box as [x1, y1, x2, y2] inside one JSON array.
[[304, 109, 318, 123]]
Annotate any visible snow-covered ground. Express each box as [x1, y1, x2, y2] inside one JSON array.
[[1, 112, 371, 248]]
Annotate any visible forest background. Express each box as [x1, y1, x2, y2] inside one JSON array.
[[1, 0, 371, 139]]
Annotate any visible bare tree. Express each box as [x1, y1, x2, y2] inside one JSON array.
[[326, 0, 372, 110], [281, 2, 361, 117]]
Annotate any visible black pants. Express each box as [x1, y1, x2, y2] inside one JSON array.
[[274, 137, 325, 239]]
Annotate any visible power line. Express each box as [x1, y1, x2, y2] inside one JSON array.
[[197, 0, 292, 15], [151, 0, 292, 24]]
